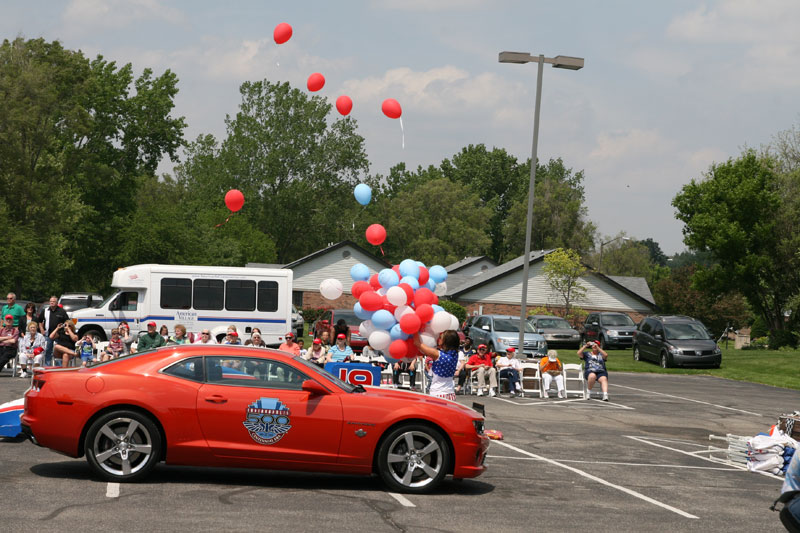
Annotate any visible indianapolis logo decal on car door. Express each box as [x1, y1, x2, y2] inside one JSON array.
[[243, 398, 292, 445]]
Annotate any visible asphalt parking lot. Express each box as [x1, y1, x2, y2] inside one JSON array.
[[1, 370, 797, 532]]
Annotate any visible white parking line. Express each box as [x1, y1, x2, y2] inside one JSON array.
[[611, 384, 763, 417], [625, 436, 749, 471], [494, 397, 634, 410], [106, 482, 120, 498], [487, 455, 741, 471], [387, 492, 415, 507], [493, 441, 699, 519]]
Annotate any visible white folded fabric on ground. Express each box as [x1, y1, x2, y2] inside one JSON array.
[[747, 455, 784, 472]]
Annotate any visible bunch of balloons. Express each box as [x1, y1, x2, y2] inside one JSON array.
[[347, 260, 453, 365]]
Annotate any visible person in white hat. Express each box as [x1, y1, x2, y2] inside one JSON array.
[[539, 349, 565, 398]]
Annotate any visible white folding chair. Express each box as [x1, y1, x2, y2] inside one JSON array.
[[562, 363, 587, 399], [519, 363, 542, 398]]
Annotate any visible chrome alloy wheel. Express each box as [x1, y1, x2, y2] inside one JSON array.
[[91, 417, 154, 477], [384, 430, 444, 489]]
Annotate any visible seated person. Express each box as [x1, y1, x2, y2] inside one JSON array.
[[454, 338, 475, 394], [18, 322, 46, 377], [465, 344, 497, 397], [246, 331, 266, 347], [539, 349, 565, 398], [325, 333, 352, 363], [75, 334, 95, 367], [278, 332, 300, 355], [578, 341, 609, 401], [392, 358, 417, 391], [194, 329, 217, 344], [221, 329, 241, 345], [103, 328, 125, 361], [297, 338, 306, 357], [496, 347, 523, 397], [303, 338, 327, 366]]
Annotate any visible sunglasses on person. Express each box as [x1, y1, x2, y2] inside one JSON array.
[[202, 332, 210, 335], [478, 348, 487, 352]]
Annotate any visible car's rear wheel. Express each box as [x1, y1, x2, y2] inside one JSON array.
[[85, 410, 161, 482], [377, 424, 450, 494], [660, 352, 671, 369], [633, 345, 641, 361]]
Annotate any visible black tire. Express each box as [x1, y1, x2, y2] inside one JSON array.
[[377, 423, 450, 494], [633, 345, 641, 362], [85, 409, 162, 482], [660, 352, 671, 369]]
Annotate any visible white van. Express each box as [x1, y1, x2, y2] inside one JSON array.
[[71, 264, 293, 345]]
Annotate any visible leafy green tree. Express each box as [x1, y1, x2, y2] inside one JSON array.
[[0, 38, 185, 295], [542, 248, 587, 318], [673, 151, 800, 338], [379, 178, 491, 265], [639, 238, 668, 266]]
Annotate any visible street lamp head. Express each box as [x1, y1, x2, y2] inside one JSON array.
[[498, 51, 532, 64], [552, 55, 584, 70]]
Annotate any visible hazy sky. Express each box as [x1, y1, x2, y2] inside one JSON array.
[[4, 0, 799, 254]]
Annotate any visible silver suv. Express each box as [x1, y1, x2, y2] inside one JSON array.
[[468, 314, 547, 358]]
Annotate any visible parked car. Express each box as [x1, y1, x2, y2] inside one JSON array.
[[312, 309, 367, 352], [582, 312, 637, 350], [21, 345, 489, 493], [461, 315, 478, 336], [468, 314, 547, 358], [633, 315, 722, 368], [528, 315, 582, 348], [291, 305, 304, 338], [58, 293, 104, 313]]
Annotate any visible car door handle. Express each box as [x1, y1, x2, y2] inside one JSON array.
[[204, 395, 228, 404]]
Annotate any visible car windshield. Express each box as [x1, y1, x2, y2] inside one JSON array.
[[493, 319, 535, 333], [99, 291, 120, 308], [665, 323, 712, 341], [536, 318, 572, 329], [601, 314, 635, 327], [334, 310, 359, 326], [292, 355, 355, 392]]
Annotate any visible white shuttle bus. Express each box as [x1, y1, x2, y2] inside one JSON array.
[[71, 264, 293, 345]]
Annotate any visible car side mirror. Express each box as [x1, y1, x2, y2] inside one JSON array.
[[655, 334, 663, 341], [298, 310, 303, 317], [302, 379, 329, 396], [482, 325, 490, 331], [592, 322, 599, 326]]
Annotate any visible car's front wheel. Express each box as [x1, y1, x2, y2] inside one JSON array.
[[85, 410, 162, 482], [377, 424, 450, 494], [660, 352, 671, 369], [633, 345, 641, 361]]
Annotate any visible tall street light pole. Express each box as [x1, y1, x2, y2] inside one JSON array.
[[498, 51, 584, 357], [599, 236, 630, 273]]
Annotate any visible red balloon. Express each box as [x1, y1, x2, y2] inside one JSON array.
[[351, 280, 371, 299], [336, 95, 353, 116], [307, 73, 325, 92], [273, 22, 293, 44], [414, 288, 436, 307], [405, 338, 419, 358], [398, 283, 414, 305], [399, 313, 422, 334], [392, 265, 401, 275], [359, 290, 383, 312], [225, 189, 244, 212], [382, 98, 402, 119], [383, 302, 397, 313], [369, 273, 381, 290], [388, 339, 408, 359], [418, 266, 429, 285], [415, 303, 434, 323], [365, 223, 386, 246], [431, 293, 439, 305]]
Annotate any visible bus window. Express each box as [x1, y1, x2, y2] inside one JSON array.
[[193, 279, 224, 310], [226, 280, 255, 311], [161, 278, 192, 309], [257, 281, 278, 312]]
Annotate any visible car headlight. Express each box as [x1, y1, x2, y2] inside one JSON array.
[[713, 347, 722, 355], [607, 330, 619, 337], [668, 345, 682, 355], [496, 338, 509, 347]]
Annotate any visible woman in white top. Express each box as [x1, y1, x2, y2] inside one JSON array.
[[495, 347, 523, 397], [18, 321, 47, 377], [194, 329, 218, 344], [304, 338, 327, 366]]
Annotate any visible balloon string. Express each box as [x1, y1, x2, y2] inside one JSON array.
[[380, 246, 385, 256], [399, 117, 405, 149], [215, 212, 236, 228]]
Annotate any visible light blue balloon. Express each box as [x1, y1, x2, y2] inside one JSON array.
[[354, 183, 372, 206], [431, 304, 444, 314], [350, 263, 370, 282], [400, 276, 419, 290], [354, 302, 373, 321], [429, 265, 448, 283], [390, 323, 410, 341], [399, 259, 420, 279], [425, 279, 436, 291], [372, 309, 396, 330], [378, 268, 400, 288], [382, 353, 403, 366], [415, 260, 426, 268]]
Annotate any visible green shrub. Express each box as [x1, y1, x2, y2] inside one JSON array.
[[301, 307, 327, 325], [750, 315, 768, 338], [439, 299, 466, 324], [748, 337, 769, 349], [768, 329, 797, 350]]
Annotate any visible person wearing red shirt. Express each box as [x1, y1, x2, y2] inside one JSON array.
[[466, 344, 497, 397]]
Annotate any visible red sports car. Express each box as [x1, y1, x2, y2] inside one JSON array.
[[21, 345, 489, 493]]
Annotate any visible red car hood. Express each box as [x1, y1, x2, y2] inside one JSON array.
[[363, 386, 483, 418]]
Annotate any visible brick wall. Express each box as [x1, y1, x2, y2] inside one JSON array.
[[301, 291, 357, 310]]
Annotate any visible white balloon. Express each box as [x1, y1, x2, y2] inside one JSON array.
[[369, 329, 392, 351], [421, 324, 436, 336], [449, 313, 460, 331], [393, 305, 415, 322], [319, 278, 343, 300], [386, 285, 407, 307], [431, 311, 451, 334], [420, 332, 437, 347], [377, 287, 387, 296], [359, 320, 376, 338], [434, 281, 447, 296]]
